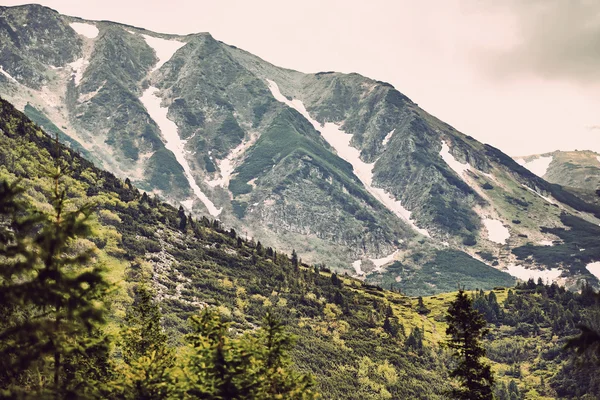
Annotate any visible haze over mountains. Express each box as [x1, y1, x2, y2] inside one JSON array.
[[1, 4, 600, 294]]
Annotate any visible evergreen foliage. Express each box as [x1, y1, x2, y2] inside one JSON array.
[[117, 284, 176, 399], [446, 290, 494, 399], [3, 96, 600, 398], [183, 309, 318, 399], [0, 152, 111, 397]]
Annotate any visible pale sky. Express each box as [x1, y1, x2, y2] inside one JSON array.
[[3, 0, 600, 156]]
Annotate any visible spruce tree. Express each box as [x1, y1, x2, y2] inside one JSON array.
[[445, 289, 494, 399], [178, 205, 188, 232], [0, 157, 111, 397], [183, 308, 318, 399], [118, 284, 175, 399]]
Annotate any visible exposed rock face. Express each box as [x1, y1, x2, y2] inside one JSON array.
[[0, 4, 82, 88], [1, 4, 599, 286]]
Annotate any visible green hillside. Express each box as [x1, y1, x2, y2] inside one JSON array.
[[0, 96, 599, 399]]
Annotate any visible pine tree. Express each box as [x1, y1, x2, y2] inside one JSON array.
[[405, 327, 423, 351], [416, 296, 430, 315], [254, 312, 318, 398], [118, 284, 175, 399], [178, 205, 188, 232], [0, 158, 111, 397], [445, 289, 494, 399], [183, 308, 318, 399], [566, 288, 600, 357]]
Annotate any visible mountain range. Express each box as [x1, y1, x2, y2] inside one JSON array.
[[0, 93, 597, 399], [1, 4, 599, 294]]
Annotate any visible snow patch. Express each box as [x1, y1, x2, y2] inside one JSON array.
[[520, 156, 553, 177], [141, 34, 185, 72], [266, 79, 429, 236], [371, 250, 399, 273], [352, 260, 364, 276], [69, 22, 99, 39], [483, 218, 510, 244], [586, 262, 600, 280], [523, 185, 555, 204], [78, 83, 104, 103], [539, 240, 554, 246], [140, 86, 221, 217], [181, 199, 195, 210], [596, 155, 600, 164], [68, 58, 89, 86], [207, 135, 257, 188], [0, 66, 18, 84], [440, 141, 470, 178], [382, 129, 395, 146], [505, 265, 562, 283]]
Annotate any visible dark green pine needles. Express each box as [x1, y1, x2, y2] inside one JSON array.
[[445, 289, 494, 400]]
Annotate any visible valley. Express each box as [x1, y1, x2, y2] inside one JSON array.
[[0, 3, 599, 396]]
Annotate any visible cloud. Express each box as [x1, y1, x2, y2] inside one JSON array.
[[473, 0, 600, 84]]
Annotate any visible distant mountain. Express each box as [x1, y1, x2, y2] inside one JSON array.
[[515, 150, 600, 190], [1, 4, 600, 292]]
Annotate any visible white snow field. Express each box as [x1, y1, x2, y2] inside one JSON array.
[[505, 265, 562, 283], [68, 58, 89, 85], [483, 218, 510, 245], [597, 155, 600, 164], [539, 240, 554, 246], [141, 34, 185, 71], [0, 66, 18, 84], [69, 22, 99, 39], [586, 262, 600, 280], [140, 87, 221, 217], [207, 137, 257, 188], [382, 129, 394, 146], [352, 260, 364, 276], [266, 79, 430, 237], [440, 141, 470, 178], [517, 156, 553, 177], [523, 185, 555, 204], [371, 250, 400, 273]]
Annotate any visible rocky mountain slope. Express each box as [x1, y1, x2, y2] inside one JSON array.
[[516, 150, 600, 190], [1, 4, 600, 293], [0, 97, 597, 398]]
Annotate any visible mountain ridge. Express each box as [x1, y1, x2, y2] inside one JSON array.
[[1, 3, 600, 293]]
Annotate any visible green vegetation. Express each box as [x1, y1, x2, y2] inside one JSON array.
[[24, 103, 94, 160], [1, 96, 599, 399], [446, 290, 494, 399], [144, 147, 191, 195], [0, 168, 111, 398], [380, 250, 515, 296], [229, 108, 361, 199], [512, 213, 600, 273]]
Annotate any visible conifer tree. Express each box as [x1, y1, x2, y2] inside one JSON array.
[[416, 296, 430, 315], [183, 308, 318, 399], [445, 289, 494, 399], [0, 153, 111, 397], [118, 284, 176, 399], [178, 205, 188, 232], [254, 312, 318, 398], [405, 327, 423, 351]]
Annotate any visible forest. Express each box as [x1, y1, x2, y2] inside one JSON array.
[[1, 96, 600, 399]]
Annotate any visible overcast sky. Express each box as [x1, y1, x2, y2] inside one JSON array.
[[4, 0, 600, 155]]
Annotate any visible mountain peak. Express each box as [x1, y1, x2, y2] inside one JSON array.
[[0, 4, 599, 293]]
